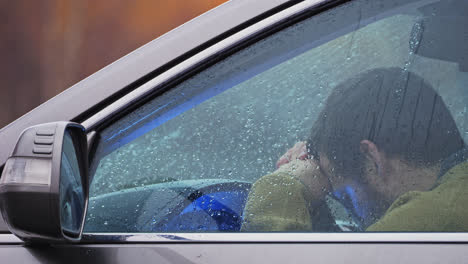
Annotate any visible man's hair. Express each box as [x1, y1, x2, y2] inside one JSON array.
[[307, 67, 466, 178]]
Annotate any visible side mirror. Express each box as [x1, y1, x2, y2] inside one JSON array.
[[0, 122, 88, 243]]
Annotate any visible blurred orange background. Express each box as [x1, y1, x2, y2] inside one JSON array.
[[0, 0, 227, 128]]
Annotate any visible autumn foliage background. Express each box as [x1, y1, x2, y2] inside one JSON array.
[[0, 0, 227, 128]]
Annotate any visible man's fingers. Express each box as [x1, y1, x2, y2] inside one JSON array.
[[276, 155, 290, 168], [298, 151, 308, 160], [291, 142, 307, 160], [276, 141, 309, 168]]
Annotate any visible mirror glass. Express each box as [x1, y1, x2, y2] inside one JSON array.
[[59, 129, 85, 236]]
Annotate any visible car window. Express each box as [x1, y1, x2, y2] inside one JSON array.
[[85, 0, 468, 233]]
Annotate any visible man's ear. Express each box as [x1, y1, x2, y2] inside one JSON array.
[[360, 140, 385, 175]]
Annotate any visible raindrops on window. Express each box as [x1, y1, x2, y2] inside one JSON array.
[[84, 0, 468, 233]]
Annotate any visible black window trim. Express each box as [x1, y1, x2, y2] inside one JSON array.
[[81, 0, 340, 132]]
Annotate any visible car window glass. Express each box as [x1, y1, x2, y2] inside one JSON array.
[[85, 0, 468, 233]]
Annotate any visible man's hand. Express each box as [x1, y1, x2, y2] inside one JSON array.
[[276, 141, 309, 168], [275, 142, 331, 201]]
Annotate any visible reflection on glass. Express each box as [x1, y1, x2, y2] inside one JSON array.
[[60, 130, 85, 235], [86, 0, 468, 233]]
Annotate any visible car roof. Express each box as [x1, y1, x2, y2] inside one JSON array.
[[0, 0, 297, 169]]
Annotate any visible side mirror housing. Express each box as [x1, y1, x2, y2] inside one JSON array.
[[0, 122, 88, 243]]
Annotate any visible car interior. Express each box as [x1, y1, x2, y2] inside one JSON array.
[[84, 0, 468, 234]]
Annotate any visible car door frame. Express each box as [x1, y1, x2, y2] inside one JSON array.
[[1, 0, 468, 262]]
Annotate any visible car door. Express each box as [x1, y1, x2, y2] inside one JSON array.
[[1, 0, 468, 263]]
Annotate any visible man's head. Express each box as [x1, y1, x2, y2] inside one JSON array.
[[307, 67, 465, 198]]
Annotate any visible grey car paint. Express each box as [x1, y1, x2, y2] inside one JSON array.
[[2, 243, 468, 264]]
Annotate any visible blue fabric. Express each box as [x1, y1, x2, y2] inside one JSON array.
[[163, 191, 248, 231]]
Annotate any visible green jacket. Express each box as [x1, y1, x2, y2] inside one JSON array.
[[241, 161, 468, 232]]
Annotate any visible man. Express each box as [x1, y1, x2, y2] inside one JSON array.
[[241, 67, 467, 232]]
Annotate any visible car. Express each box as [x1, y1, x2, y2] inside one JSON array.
[[0, 0, 467, 262]]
